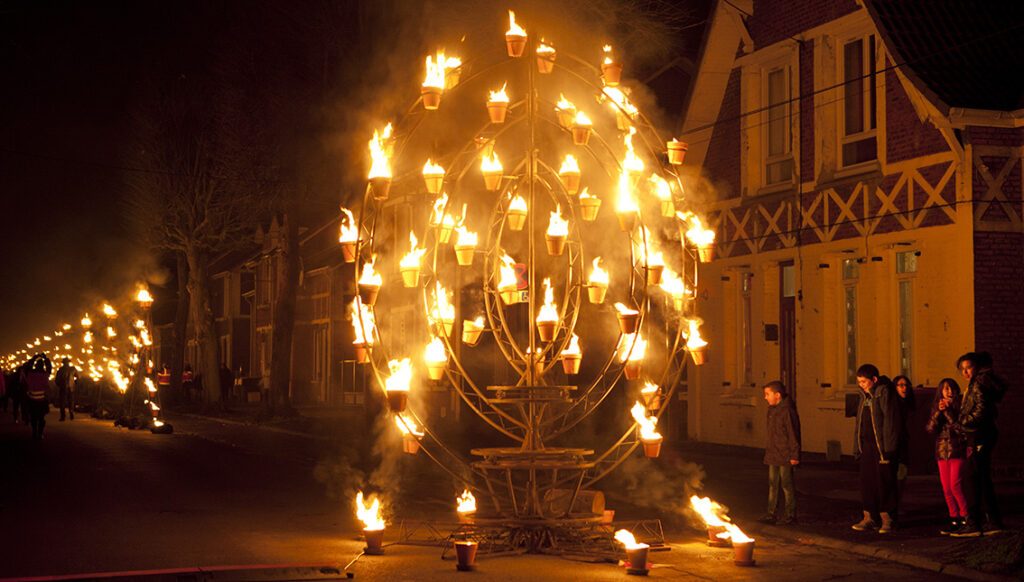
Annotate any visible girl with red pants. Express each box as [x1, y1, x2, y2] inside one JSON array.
[[927, 378, 968, 535]]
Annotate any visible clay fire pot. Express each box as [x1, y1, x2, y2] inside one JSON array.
[[602, 62, 623, 86], [545, 234, 566, 256], [369, 177, 391, 201], [358, 283, 380, 306], [499, 289, 519, 305], [440, 318, 454, 338], [402, 435, 420, 455], [438, 225, 453, 245], [667, 140, 688, 165], [642, 436, 662, 458], [624, 360, 642, 380], [536, 53, 555, 74], [561, 354, 581, 375], [706, 526, 730, 547], [537, 320, 557, 342], [363, 528, 385, 555], [660, 200, 675, 218], [601, 509, 615, 524], [424, 174, 444, 195], [733, 540, 755, 567], [483, 172, 503, 192], [579, 197, 601, 222], [353, 342, 371, 364], [506, 210, 527, 231], [625, 545, 650, 576], [427, 362, 446, 381], [454, 540, 479, 571], [560, 172, 580, 194], [387, 391, 407, 413], [341, 242, 357, 263], [487, 101, 508, 124], [556, 108, 575, 129], [616, 311, 639, 334], [505, 34, 527, 57], [646, 264, 664, 286], [617, 210, 638, 232], [401, 267, 419, 288], [697, 245, 715, 263], [689, 346, 708, 366], [421, 86, 442, 111], [571, 124, 592, 146], [587, 284, 607, 304], [455, 246, 475, 266], [462, 325, 483, 346]]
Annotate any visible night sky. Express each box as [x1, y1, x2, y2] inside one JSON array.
[[0, 0, 707, 352]]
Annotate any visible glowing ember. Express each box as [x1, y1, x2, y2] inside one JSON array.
[[400, 231, 426, 270], [83, 331, 93, 344], [615, 529, 648, 550], [546, 205, 569, 238], [456, 489, 477, 514], [488, 82, 509, 104], [350, 298, 377, 346], [385, 358, 412, 393], [339, 207, 358, 243], [102, 304, 117, 318], [536, 278, 559, 324], [368, 127, 392, 180], [394, 413, 424, 437], [106, 326, 117, 339], [630, 401, 661, 441], [81, 314, 92, 328], [355, 491, 385, 531]]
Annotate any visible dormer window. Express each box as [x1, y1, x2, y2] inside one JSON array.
[[841, 34, 878, 167]]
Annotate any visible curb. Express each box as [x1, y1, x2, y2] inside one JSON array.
[[754, 524, 1013, 582], [168, 412, 332, 442]]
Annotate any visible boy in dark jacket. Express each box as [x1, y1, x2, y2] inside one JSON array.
[[851, 364, 900, 533], [759, 381, 801, 525]]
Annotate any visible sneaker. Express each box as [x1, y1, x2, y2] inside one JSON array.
[[757, 514, 776, 525], [777, 516, 798, 526], [940, 519, 963, 536], [852, 512, 876, 531], [951, 523, 982, 538], [982, 522, 1005, 536]]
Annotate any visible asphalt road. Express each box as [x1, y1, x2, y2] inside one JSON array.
[[0, 413, 957, 580]]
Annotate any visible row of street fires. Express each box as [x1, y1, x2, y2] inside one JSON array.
[[352, 488, 755, 572], [2, 286, 165, 428]]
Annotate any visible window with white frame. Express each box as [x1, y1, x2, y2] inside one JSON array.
[[765, 66, 794, 185], [840, 34, 878, 167], [896, 251, 917, 379], [842, 259, 859, 385]]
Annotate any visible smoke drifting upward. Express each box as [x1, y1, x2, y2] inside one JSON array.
[[605, 454, 706, 527]]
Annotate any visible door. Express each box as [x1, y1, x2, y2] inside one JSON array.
[[780, 261, 797, 399]]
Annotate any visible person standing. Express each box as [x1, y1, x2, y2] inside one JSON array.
[[952, 352, 1004, 536], [25, 354, 53, 440], [182, 365, 195, 404], [219, 363, 233, 404], [759, 380, 801, 525], [851, 364, 900, 534], [927, 378, 968, 535], [892, 375, 915, 524], [55, 357, 79, 421]]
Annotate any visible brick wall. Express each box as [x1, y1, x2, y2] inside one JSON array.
[[965, 126, 1024, 148], [749, 0, 859, 48], [704, 68, 741, 199], [885, 69, 949, 163]]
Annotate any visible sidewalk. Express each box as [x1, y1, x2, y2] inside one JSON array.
[[167, 405, 1024, 580]]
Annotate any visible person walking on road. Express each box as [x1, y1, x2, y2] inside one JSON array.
[[759, 380, 801, 525], [927, 377, 968, 535], [25, 353, 53, 440], [55, 357, 79, 421], [851, 364, 900, 534]]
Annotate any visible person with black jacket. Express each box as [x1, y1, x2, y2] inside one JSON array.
[[851, 364, 900, 534], [759, 380, 801, 525], [926, 378, 968, 535]]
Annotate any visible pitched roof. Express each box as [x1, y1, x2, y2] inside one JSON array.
[[866, 0, 1024, 113]]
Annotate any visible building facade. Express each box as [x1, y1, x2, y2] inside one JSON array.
[[681, 0, 1023, 462]]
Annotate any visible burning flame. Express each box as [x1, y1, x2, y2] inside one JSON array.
[[579, 187, 598, 203], [423, 54, 445, 89], [368, 126, 392, 180], [355, 491, 385, 531], [456, 489, 477, 514], [573, 110, 592, 127], [623, 127, 644, 176], [394, 413, 424, 437], [350, 298, 377, 346], [536, 278, 559, 324], [680, 212, 716, 247], [614, 302, 638, 317], [424, 336, 448, 366], [358, 257, 382, 288], [561, 333, 581, 357], [423, 159, 445, 179], [400, 231, 426, 270], [481, 151, 503, 175], [508, 194, 527, 215], [559, 154, 580, 176], [430, 283, 455, 328], [556, 94, 576, 116], [498, 253, 518, 292], [106, 326, 117, 339], [546, 205, 569, 237], [84, 331, 93, 344], [589, 257, 609, 287], [614, 529, 647, 550], [455, 225, 478, 248], [602, 44, 615, 66], [506, 10, 526, 37], [616, 170, 639, 213], [685, 319, 708, 350], [601, 85, 638, 118], [145, 377, 157, 393], [634, 227, 663, 266], [339, 207, 358, 244], [135, 287, 154, 305], [617, 332, 646, 363], [689, 495, 730, 528], [630, 401, 661, 441], [385, 358, 412, 393], [649, 174, 671, 202], [537, 40, 555, 57], [102, 304, 117, 318], [659, 267, 689, 307], [430, 192, 449, 226], [488, 82, 509, 103]]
